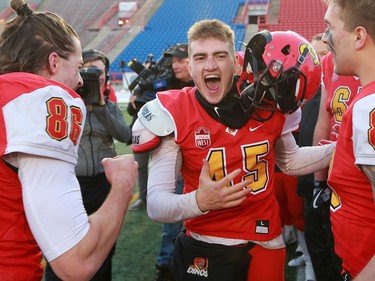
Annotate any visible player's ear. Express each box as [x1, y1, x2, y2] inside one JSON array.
[[354, 26, 367, 51], [47, 52, 60, 74]]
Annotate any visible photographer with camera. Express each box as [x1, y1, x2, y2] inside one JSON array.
[[152, 43, 194, 281], [127, 48, 177, 129], [127, 44, 190, 212], [45, 49, 131, 281]]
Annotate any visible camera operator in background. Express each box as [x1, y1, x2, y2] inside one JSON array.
[[166, 43, 195, 88], [45, 49, 132, 281], [127, 44, 192, 212], [127, 49, 176, 127], [152, 43, 194, 281]]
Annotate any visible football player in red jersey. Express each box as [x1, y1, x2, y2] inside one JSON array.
[[313, 51, 361, 189], [322, 1, 375, 280], [309, 51, 361, 281], [0, 0, 137, 280], [132, 19, 333, 281], [312, 50, 362, 208]]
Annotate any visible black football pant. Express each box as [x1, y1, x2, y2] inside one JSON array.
[[304, 196, 342, 281]]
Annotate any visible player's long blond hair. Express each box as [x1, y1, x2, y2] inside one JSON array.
[[0, 0, 79, 74]]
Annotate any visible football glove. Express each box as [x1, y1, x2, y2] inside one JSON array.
[[312, 181, 331, 208]]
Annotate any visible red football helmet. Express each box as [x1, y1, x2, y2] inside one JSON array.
[[238, 30, 322, 121]]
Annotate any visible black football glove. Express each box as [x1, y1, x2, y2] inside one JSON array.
[[312, 181, 331, 208]]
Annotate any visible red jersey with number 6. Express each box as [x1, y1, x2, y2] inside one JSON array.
[[321, 52, 361, 141], [328, 81, 375, 277]]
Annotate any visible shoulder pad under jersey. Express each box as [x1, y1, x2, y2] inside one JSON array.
[[131, 118, 161, 153], [137, 99, 175, 136]]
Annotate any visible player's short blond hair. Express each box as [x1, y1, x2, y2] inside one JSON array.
[[187, 19, 235, 60]]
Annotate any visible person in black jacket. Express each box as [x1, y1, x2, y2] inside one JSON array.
[[152, 43, 194, 281], [127, 44, 194, 213], [45, 50, 131, 281]]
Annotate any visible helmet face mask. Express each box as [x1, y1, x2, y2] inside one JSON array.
[[239, 61, 280, 122], [238, 30, 321, 121], [276, 64, 307, 113]]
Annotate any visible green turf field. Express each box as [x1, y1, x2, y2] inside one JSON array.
[[112, 103, 164, 280]]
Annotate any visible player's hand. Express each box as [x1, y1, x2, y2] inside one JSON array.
[[196, 160, 251, 212], [102, 155, 138, 201]]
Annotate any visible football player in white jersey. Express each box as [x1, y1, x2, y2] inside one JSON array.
[[0, 0, 138, 280]]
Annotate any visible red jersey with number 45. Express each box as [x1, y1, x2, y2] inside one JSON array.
[[157, 87, 289, 242], [0, 72, 85, 280], [328, 81, 375, 277], [321, 52, 361, 141]]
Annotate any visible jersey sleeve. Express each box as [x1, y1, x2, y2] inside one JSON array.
[[353, 95, 375, 165], [0, 74, 85, 164]]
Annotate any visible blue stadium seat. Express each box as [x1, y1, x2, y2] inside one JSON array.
[[110, 0, 247, 72]]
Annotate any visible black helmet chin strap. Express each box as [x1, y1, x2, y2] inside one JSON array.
[[251, 52, 260, 83], [275, 47, 309, 113], [239, 61, 282, 122], [238, 30, 289, 122], [238, 30, 273, 98], [242, 30, 272, 79], [236, 43, 261, 99]]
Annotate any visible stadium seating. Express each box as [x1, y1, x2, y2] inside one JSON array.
[[36, 0, 119, 46], [0, 0, 325, 80], [258, 0, 326, 41], [0, 0, 256, 79], [109, 0, 248, 74]]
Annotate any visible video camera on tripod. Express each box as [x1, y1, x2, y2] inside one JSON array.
[[126, 50, 175, 93]]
